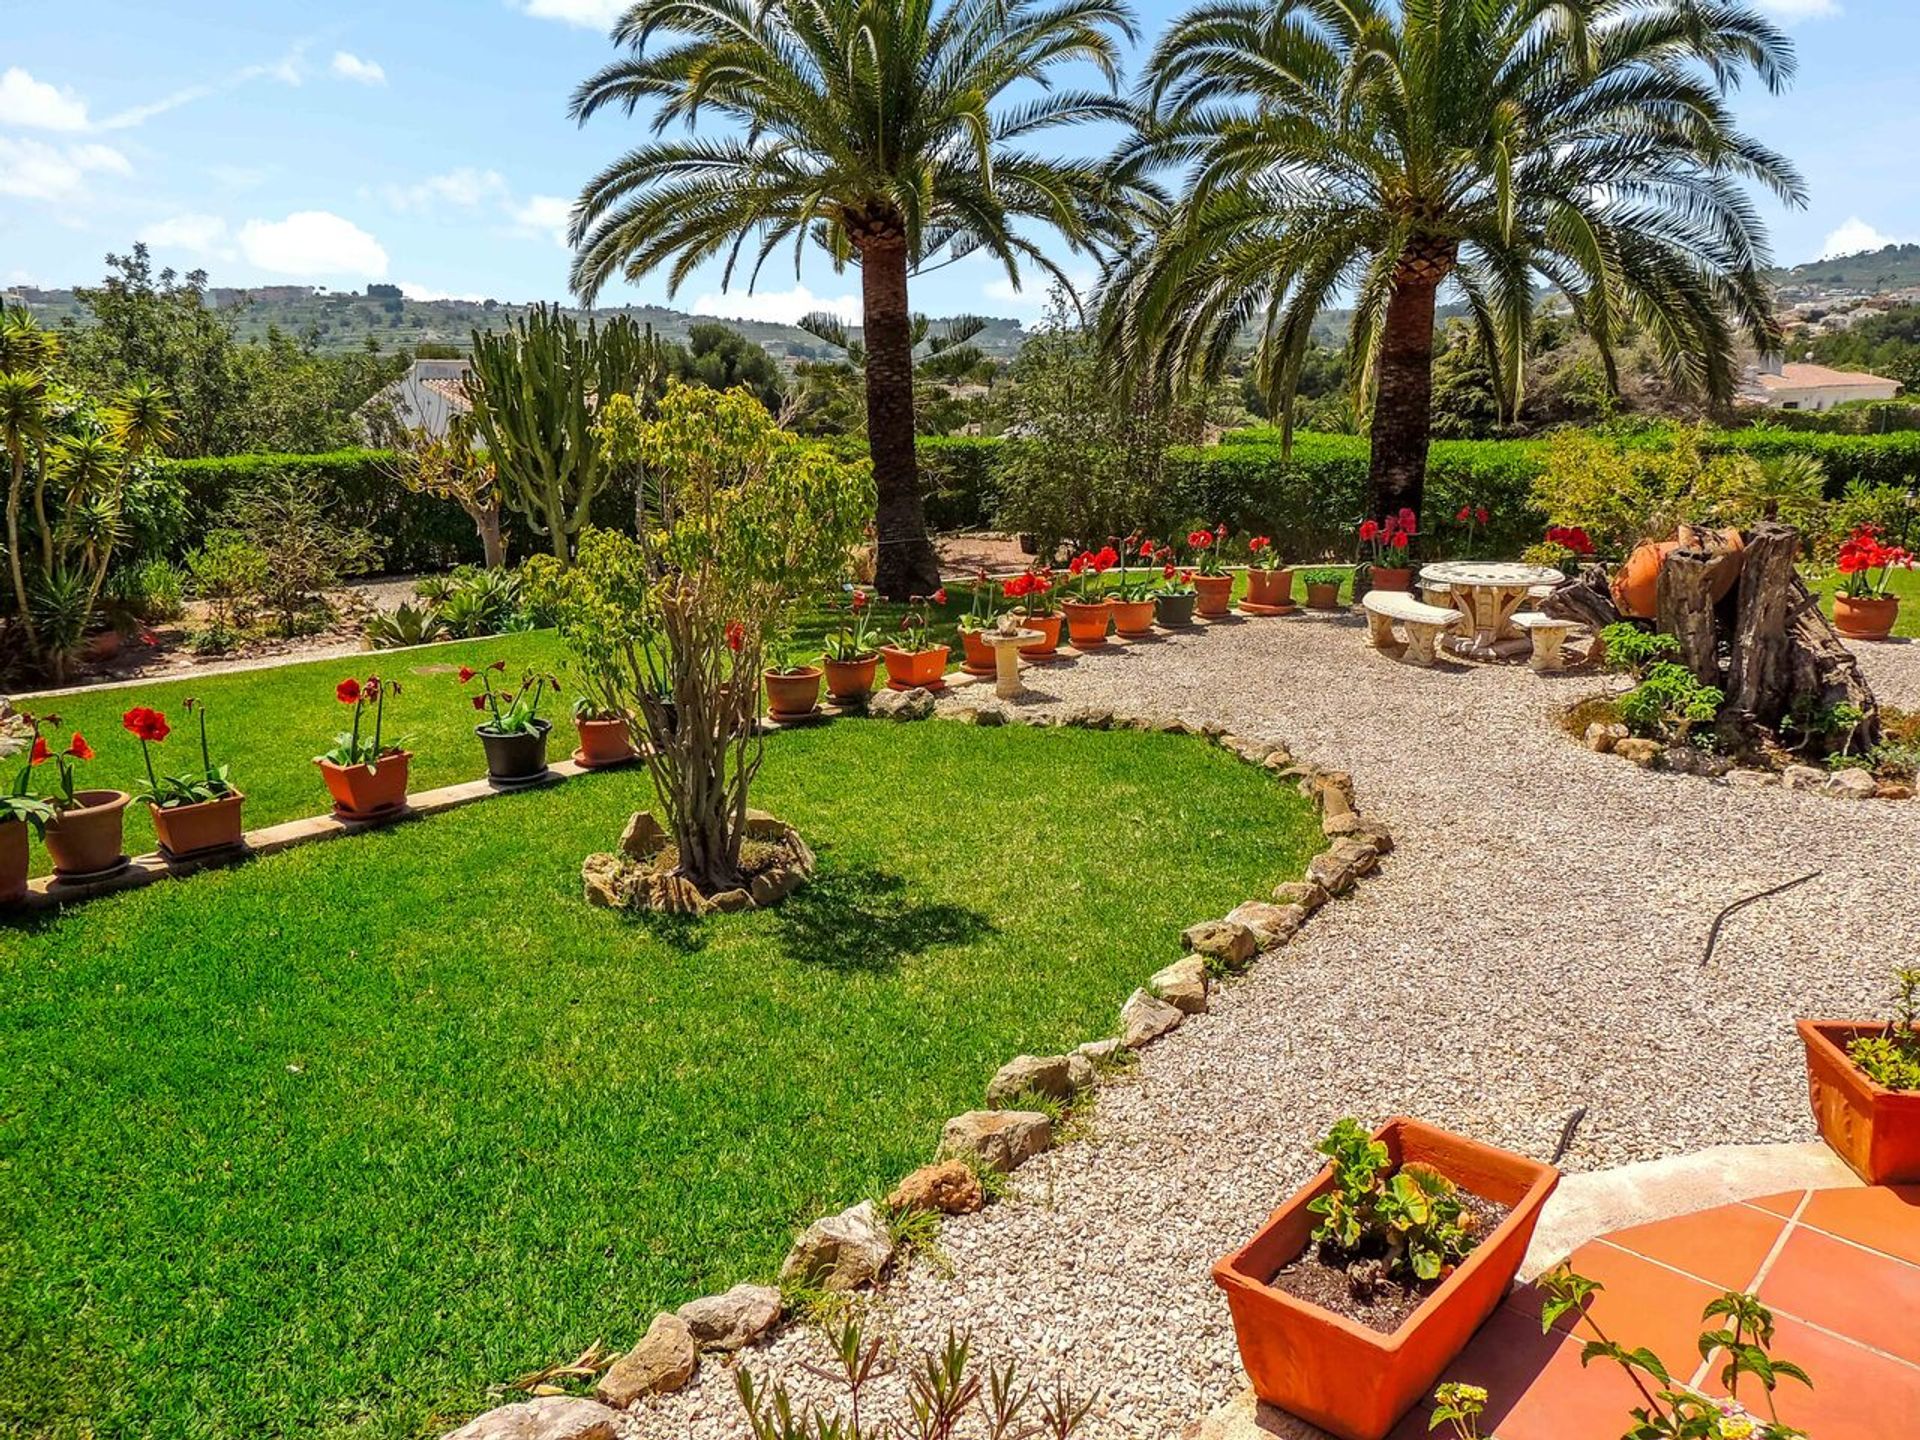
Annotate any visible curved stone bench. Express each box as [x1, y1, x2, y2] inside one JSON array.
[[1512, 612, 1577, 673], [1362, 590, 1462, 667]]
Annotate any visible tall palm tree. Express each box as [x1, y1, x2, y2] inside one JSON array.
[[567, 0, 1137, 598], [1102, 0, 1804, 524]]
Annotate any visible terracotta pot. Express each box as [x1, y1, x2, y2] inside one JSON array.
[[573, 716, 636, 767], [1612, 528, 1746, 618], [43, 789, 131, 878], [824, 654, 880, 702], [1245, 568, 1295, 609], [85, 629, 122, 661], [1798, 1019, 1920, 1184], [316, 752, 412, 819], [1111, 598, 1157, 636], [1063, 598, 1113, 647], [1017, 612, 1063, 658], [1369, 565, 1413, 593], [879, 644, 949, 690], [1834, 593, 1899, 641], [151, 790, 247, 860], [1194, 573, 1236, 617], [477, 721, 551, 783], [959, 628, 998, 676], [764, 666, 824, 719], [1, 818, 26, 905], [1155, 592, 1198, 627], [1306, 582, 1342, 611], [1215, 1117, 1560, 1440]]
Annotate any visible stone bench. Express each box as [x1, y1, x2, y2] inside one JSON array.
[[1512, 612, 1577, 672], [1362, 590, 1462, 667]]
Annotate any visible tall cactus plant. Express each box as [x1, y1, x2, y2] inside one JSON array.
[[463, 305, 662, 563]]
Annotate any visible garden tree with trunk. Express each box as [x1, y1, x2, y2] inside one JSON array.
[[564, 0, 1136, 599], [391, 412, 506, 569], [525, 383, 872, 899], [462, 304, 665, 564], [1100, 0, 1803, 524]]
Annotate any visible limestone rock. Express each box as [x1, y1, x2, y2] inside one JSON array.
[[619, 811, 667, 859], [445, 1397, 624, 1440], [594, 1313, 697, 1406], [1307, 838, 1378, 897], [969, 701, 1010, 727], [985, 1054, 1075, 1108], [1225, 900, 1306, 950], [1309, 771, 1356, 817], [1726, 768, 1780, 789], [1614, 737, 1663, 768], [1827, 767, 1878, 800], [1149, 955, 1210, 1013], [1179, 919, 1257, 970], [1665, 745, 1732, 778], [1120, 987, 1185, 1047], [940, 1110, 1053, 1172], [676, 1284, 782, 1352], [1330, 836, 1380, 874], [582, 853, 628, 909], [1322, 814, 1394, 851], [887, 1160, 984, 1215], [1063, 706, 1113, 730], [871, 687, 936, 721], [1584, 721, 1628, 753], [1076, 1037, 1126, 1066], [1065, 1052, 1095, 1091], [779, 1200, 894, 1291], [1782, 763, 1826, 791], [1270, 880, 1329, 913]]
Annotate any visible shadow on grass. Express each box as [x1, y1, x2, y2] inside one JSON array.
[[771, 864, 994, 974]]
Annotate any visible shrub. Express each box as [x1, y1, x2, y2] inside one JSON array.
[[219, 480, 381, 636], [1617, 661, 1724, 743], [1598, 622, 1680, 676]]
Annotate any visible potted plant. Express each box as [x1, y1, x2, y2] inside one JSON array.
[[1300, 566, 1348, 611], [1189, 525, 1235, 616], [1154, 560, 1199, 627], [1062, 544, 1118, 647], [822, 588, 881, 702], [1007, 568, 1063, 658], [957, 571, 1001, 676], [316, 675, 411, 819], [571, 697, 637, 767], [1831, 524, 1914, 640], [33, 724, 129, 878], [126, 701, 246, 859], [879, 590, 950, 690], [1, 724, 55, 904], [461, 661, 556, 783], [1798, 966, 1920, 1183], [1242, 536, 1295, 614], [763, 633, 824, 720], [1214, 1116, 1559, 1440], [1360, 510, 1417, 591], [1110, 538, 1160, 636]]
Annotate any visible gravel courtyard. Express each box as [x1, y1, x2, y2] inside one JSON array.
[[623, 616, 1919, 1440]]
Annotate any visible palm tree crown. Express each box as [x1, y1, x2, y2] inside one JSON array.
[[1103, 0, 1805, 519]]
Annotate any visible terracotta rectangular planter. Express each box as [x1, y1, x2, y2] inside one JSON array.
[[1214, 1117, 1560, 1440], [879, 645, 949, 691], [1798, 1019, 1920, 1183], [151, 791, 247, 860], [316, 752, 412, 820]]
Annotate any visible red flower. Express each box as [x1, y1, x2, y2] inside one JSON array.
[[458, 666, 477, 684], [1163, 563, 1176, 579], [1391, 531, 1409, 550], [141, 630, 158, 646], [1359, 520, 1379, 542], [1187, 529, 1213, 549], [1456, 505, 1472, 522], [725, 621, 745, 653], [1029, 573, 1052, 595], [1138, 539, 1156, 559], [1475, 507, 1489, 526], [472, 695, 488, 711], [1180, 568, 1196, 583], [1003, 574, 1033, 599], [1068, 553, 1088, 575], [121, 707, 170, 743], [488, 659, 506, 673], [851, 589, 869, 612], [67, 733, 95, 762], [336, 678, 362, 705], [1249, 536, 1270, 552], [931, 587, 948, 606], [30, 736, 50, 766], [1095, 545, 1119, 570], [1398, 507, 1418, 533]]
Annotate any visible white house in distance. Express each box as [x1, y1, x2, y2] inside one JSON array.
[[1741, 355, 1902, 412]]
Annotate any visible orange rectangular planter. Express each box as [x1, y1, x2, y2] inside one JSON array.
[[1213, 1117, 1560, 1440], [151, 790, 247, 860], [879, 645, 949, 691], [1798, 1019, 1920, 1183], [316, 752, 412, 820]]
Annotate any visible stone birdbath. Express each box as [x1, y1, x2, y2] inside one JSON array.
[[979, 616, 1044, 699]]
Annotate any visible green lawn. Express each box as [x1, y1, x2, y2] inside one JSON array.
[[0, 720, 1322, 1440], [1811, 563, 1920, 638]]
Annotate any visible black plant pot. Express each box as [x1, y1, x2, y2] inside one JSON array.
[[477, 718, 551, 784], [1155, 591, 1199, 627]]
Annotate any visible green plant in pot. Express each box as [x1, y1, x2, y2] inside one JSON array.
[[1154, 556, 1199, 627], [31, 721, 128, 878], [821, 587, 881, 702], [571, 694, 636, 768], [316, 675, 411, 819], [763, 630, 824, 720], [1300, 566, 1348, 611], [1243, 535, 1294, 612], [461, 660, 557, 784], [0, 717, 55, 904], [126, 700, 245, 860]]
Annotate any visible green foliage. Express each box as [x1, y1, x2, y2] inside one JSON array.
[[1599, 624, 1681, 677], [1847, 968, 1920, 1091], [217, 480, 381, 637], [1429, 1381, 1488, 1440], [1531, 429, 1754, 554], [1617, 663, 1724, 743], [1307, 1119, 1475, 1286], [111, 556, 188, 623], [362, 601, 449, 651]]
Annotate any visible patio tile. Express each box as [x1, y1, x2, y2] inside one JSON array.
[[1745, 1189, 1811, 1220], [1696, 1311, 1920, 1438], [1756, 1224, 1920, 1367], [1605, 1199, 1785, 1291], [1529, 1239, 1726, 1373], [1792, 1184, 1920, 1266]]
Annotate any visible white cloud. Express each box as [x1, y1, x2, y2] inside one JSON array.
[[520, 0, 628, 27], [511, 194, 575, 247], [140, 213, 234, 257], [692, 284, 858, 325], [400, 281, 487, 302], [385, 167, 509, 213], [0, 67, 90, 131], [331, 52, 387, 86], [0, 137, 130, 201], [1758, 0, 1840, 18], [1820, 217, 1912, 261], [981, 268, 1094, 315], [238, 210, 389, 278]]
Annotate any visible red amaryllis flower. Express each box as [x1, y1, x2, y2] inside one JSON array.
[[851, 589, 869, 612], [1138, 538, 1156, 558], [471, 695, 488, 711], [1163, 563, 1176, 579], [1180, 568, 1196, 583], [1249, 536, 1271, 552], [931, 587, 948, 605], [1187, 529, 1214, 549], [1391, 531, 1409, 550], [458, 666, 477, 684], [1457, 505, 1471, 521], [1475, 506, 1489, 525], [67, 733, 95, 762], [336, 678, 362, 705], [725, 621, 745, 652], [488, 659, 506, 673], [1003, 574, 1033, 599], [30, 736, 51, 765], [1398, 507, 1418, 532], [1359, 519, 1379, 542], [1068, 553, 1088, 575], [1095, 545, 1119, 570], [122, 707, 170, 743]]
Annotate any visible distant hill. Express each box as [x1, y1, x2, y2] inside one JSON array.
[[1771, 244, 1920, 296], [2, 284, 1032, 362]]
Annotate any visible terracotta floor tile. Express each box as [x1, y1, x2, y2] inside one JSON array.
[[1757, 1225, 1920, 1366], [1535, 1239, 1728, 1373], [1745, 1189, 1811, 1220], [1793, 1184, 1920, 1267], [1607, 1201, 1786, 1291], [1696, 1312, 1920, 1439]]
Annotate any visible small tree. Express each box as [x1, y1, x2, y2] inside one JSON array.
[[528, 383, 872, 896], [392, 413, 505, 568]]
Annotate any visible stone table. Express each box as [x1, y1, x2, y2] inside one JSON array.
[[1418, 560, 1564, 660]]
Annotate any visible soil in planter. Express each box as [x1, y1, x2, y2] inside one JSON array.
[[1268, 1190, 1511, 1334]]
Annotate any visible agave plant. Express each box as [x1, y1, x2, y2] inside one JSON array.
[[363, 602, 449, 651]]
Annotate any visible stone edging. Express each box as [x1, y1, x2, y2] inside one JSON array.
[[1578, 716, 1911, 801]]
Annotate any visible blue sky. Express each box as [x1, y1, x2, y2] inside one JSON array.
[[0, 0, 1913, 324]]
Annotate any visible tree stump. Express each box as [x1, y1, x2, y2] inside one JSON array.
[[1725, 522, 1799, 725], [1655, 547, 1725, 687], [1541, 564, 1621, 631]]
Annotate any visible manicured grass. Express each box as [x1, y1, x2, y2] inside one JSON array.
[[0, 720, 1322, 1440], [1810, 563, 1920, 638]]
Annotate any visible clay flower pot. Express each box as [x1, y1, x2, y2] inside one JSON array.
[[1111, 598, 1157, 636], [151, 791, 247, 860], [1214, 1116, 1560, 1440], [1017, 612, 1063, 658], [478, 721, 551, 784], [1798, 1019, 1920, 1183], [765, 666, 824, 719], [1306, 582, 1342, 611], [573, 716, 636, 768], [1612, 527, 1745, 619], [959, 628, 998, 676], [1368, 565, 1413, 593], [1155, 592, 1198, 628], [1245, 568, 1295, 611], [1, 818, 27, 905], [824, 654, 880, 702], [1063, 598, 1113, 648], [43, 790, 131, 878], [879, 645, 949, 691], [1194, 574, 1235, 617], [317, 752, 412, 820], [1834, 594, 1899, 641]]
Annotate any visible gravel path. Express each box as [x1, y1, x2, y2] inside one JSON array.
[[621, 614, 1916, 1440]]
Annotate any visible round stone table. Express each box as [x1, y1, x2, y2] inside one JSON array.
[[1417, 560, 1564, 660]]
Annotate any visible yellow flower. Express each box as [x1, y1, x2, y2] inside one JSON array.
[[1717, 1417, 1756, 1440]]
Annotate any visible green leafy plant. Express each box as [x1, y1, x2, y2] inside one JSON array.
[[459, 661, 556, 736], [1847, 967, 1920, 1091], [1299, 566, 1349, 589], [318, 675, 406, 770], [894, 590, 948, 653], [0, 716, 55, 834], [124, 700, 235, 809], [1428, 1381, 1487, 1440], [363, 602, 450, 651], [1618, 663, 1724, 743], [822, 588, 877, 663], [219, 481, 380, 637], [1307, 1118, 1477, 1292], [1600, 623, 1682, 677], [1112, 537, 1162, 600]]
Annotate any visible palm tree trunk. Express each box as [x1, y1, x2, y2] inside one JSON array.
[[860, 240, 942, 601], [1366, 254, 1452, 524], [6, 443, 37, 652]]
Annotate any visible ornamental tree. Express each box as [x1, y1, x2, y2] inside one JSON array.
[[527, 383, 873, 896]]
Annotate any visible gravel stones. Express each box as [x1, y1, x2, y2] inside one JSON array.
[[677, 1284, 782, 1351], [778, 1201, 894, 1291], [594, 1314, 697, 1406], [940, 1110, 1053, 1173]]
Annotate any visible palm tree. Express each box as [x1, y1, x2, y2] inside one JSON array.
[[1103, 0, 1804, 524], [567, 0, 1136, 598]]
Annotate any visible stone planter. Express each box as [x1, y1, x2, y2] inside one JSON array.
[[316, 752, 411, 820], [573, 716, 636, 768], [1, 818, 27, 904], [879, 645, 949, 691], [43, 789, 131, 878], [1063, 599, 1112, 648], [1213, 1116, 1559, 1440], [1194, 574, 1235, 617], [1111, 598, 1157, 636], [1833, 594, 1899, 640], [477, 720, 551, 784], [823, 654, 880, 703], [1016, 612, 1063, 658], [1798, 1019, 1920, 1183], [764, 666, 824, 719], [151, 791, 247, 860], [1155, 591, 1198, 627]]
